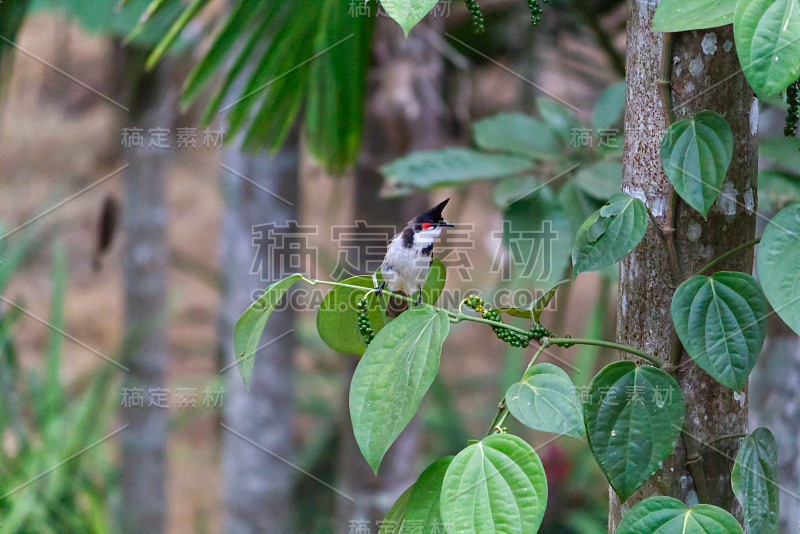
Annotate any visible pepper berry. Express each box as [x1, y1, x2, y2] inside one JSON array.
[[785, 80, 800, 137], [527, 0, 542, 26], [465, 0, 486, 34], [356, 297, 375, 346], [464, 295, 552, 348]]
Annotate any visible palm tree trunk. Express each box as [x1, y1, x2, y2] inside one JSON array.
[[218, 132, 300, 534], [119, 51, 177, 534]]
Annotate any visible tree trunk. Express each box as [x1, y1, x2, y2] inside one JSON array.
[[750, 318, 800, 531], [612, 5, 758, 530], [334, 15, 446, 532], [119, 52, 177, 534], [219, 132, 300, 534]]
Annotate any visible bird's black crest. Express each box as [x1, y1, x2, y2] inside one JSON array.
[[411, 198, 450, 225]]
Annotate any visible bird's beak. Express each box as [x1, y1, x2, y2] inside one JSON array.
[[441, 221, 455, 227]]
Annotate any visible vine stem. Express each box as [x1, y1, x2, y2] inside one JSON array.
[[682, 422, 712, 504], [645, 30, 715, 505], [696, 237, 761, 276], [547, 338, 663, 368], [706, 433, 747, 447], [657, 37, 715, 496], [645, 205, 661, 230], [656, 31, 683, 286], [301, 277, 459, 318], [658, 32, 675, 126], [301, 277, 661, 368], [450, 313, 530, 335]]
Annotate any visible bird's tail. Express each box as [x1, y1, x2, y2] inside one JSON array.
[[386, 292, 409, 318]]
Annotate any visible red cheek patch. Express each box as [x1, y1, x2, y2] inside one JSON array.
[[421, 222, 432, 230]]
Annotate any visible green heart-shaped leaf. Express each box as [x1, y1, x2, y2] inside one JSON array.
[[493, 279, 569, 321], [506, 363, 584, 438], [492, 306, 533, 319], [440, 434, 548, 533], [418, 257, 447, 306], [732, 428, 780, 533], [379, 485, 412, 534], [380, 0, 439, 37], [493, 176, 541, 207], [584, 362, 684, 501], [473, 112, 560, 160], [757, 203, 800, 335], [503, 186, 575, 289], [536, 97, 581, 144], [317, 274, 386, 355], [350, 307, 450, 473], [379, 456, 453, 534], [758, 170, 800, 211], [234, 274, 303, 389], [572, 193, 649, 275], [661, 110, 734, 218], [573, 161, 622, 200], [734, 0, 800, 99], [671, 272, 768, 391], [382, 148, 535, 188], [616, 496, 743, 533], [652, 0, 736, 32], [760, 136, 800, 172], [592, 81, 626, 132], [405, 456, 452, 532], [532, 279, 569, 323]]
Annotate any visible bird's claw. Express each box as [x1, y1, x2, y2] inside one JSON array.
[[415, 292, 423, 306], [375, 281, 385, 295]]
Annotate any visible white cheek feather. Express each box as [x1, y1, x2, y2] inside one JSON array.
[[413, 226, 441, 249]]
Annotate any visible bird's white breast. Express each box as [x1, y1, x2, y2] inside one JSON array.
[[381, 234, 433, 294]]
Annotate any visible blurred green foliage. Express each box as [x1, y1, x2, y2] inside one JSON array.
[[0, 232, 120, 533], [31, 0, 182, 48]]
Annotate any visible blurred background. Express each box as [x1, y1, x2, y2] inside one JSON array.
[[0, 0, 798, 533]]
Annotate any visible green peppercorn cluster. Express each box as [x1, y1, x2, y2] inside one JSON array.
[[465, 0, 486, 34], [785, 80, 800, 137], [463, 295, 545, 347], [527, 0, 543, 26], [356, 298, 375, 345]]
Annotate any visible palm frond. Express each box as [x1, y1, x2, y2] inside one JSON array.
[[144, 0, 375, 173]]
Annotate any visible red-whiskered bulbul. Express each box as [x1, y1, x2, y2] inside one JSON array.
[[376, 198, 454, 316]]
